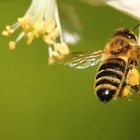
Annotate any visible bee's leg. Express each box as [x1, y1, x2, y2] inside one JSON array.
[[125, 59, 140, 96], [119, 82, 131, 97], [131, 85, 139, 92], [119, 82, 140, 98], [125, 59, 139, 86], [125, 67, 139, 87], [131, 85, 140, 96]]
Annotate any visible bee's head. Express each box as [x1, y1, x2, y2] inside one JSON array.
[[106, 27, 138, 55], [113, 28, 137, 44]]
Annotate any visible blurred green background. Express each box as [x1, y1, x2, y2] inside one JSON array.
[[0, 0, 140, 140]]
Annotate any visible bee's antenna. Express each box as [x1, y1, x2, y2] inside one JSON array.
[[132, 24, 140, 31]]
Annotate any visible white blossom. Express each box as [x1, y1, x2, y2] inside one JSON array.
[[82, 0, 140, 20], [2, 0, 70, 64]]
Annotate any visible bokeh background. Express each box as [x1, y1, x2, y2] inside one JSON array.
[[0, 0, 140, 140]]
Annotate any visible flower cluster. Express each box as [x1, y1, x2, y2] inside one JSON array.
[[2, 0, 70, 64]]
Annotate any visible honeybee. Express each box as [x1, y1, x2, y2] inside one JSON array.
[[52, 27, 140, 103]]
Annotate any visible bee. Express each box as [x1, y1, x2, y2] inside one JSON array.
[[52, 27, 140, 103]]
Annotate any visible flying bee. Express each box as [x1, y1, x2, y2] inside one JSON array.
[[51, 27, 140, 103]]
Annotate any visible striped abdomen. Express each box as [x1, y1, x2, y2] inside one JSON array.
[[95, 58, 126, 103]]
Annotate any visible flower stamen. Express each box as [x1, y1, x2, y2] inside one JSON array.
[[2, 0, 70, 64]]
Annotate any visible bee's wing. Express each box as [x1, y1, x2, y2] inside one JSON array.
[[53, 50, 103, 69]]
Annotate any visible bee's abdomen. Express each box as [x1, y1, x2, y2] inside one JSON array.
[[95, 58, 126, 103]]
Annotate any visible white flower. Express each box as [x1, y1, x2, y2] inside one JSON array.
[[2, 0, 69, 64], [105, 0, 140, 20], [82, 0, 140, 20]]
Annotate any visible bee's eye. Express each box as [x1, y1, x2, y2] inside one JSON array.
[[127, 33, 133, 39]]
